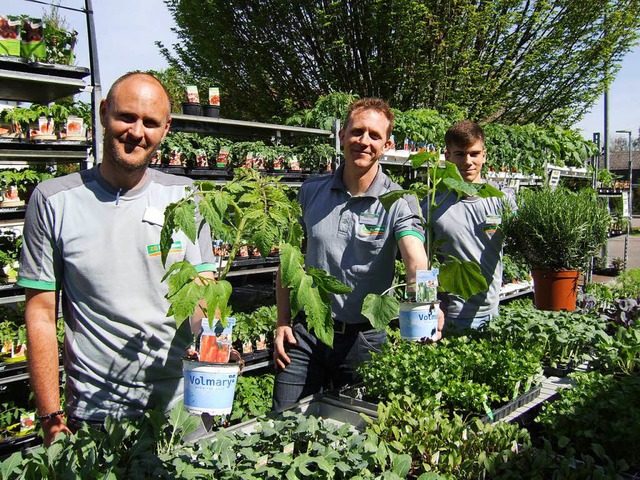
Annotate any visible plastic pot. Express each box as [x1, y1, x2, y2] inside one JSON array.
[[202, 105, 220, 118], [181, 102, 202, 116], [398, 301, 440, 341], [531, 269, 579, 311]]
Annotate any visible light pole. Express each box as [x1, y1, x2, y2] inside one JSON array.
[[615, 130, 632, 269]]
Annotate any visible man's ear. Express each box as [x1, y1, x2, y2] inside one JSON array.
[[444, 149, 450, 161], [338, 128, 345, 147], [99, 99, 108, 128]]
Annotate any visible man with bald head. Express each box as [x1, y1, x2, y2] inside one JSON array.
[[18, 72, 216, 445]]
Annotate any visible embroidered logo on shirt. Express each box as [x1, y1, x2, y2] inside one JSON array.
[[361, 224, 386, 236], [147, 242, 182, 257]]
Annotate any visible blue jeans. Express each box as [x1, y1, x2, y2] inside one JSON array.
[[272, 322, 386, 411], [446, 312, 495, 332]]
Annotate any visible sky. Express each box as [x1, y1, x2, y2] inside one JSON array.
[[7, 0, 640, 143]]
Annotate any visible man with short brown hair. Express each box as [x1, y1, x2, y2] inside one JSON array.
[[272, 98, 429, 410]]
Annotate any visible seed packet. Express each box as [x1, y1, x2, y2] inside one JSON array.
[[208, 87, 220, 106], [416, 269, 439, 303], [21, 17, 45, 60], [216, 146, 230, 168], [186, 85, 200, 103], [199, 318, 236, 364], [0, 16, 21, 57]]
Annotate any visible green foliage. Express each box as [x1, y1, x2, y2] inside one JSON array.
[[0, 230, 21, 278], [228, 374, 274, 423], [42, 4, 77, 65], [162, 0, 640, 126], [480, 305, 607, 368], [591, 322, 640, 376], [502, 252, 530, 284], [161, 169, 349, 345], [366, 394, 530, 479], [503, 187, 611, 271], [358, 336, 542, 418], [536, 371, 640, 472], [610, 268, 640, 299], [0, 406, 397, 479], [232, 305, 277, 347]]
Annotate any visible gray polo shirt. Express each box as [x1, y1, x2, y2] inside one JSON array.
[[298, 164, 424, 324], [18, 166, 216, 422], [427, 183, 516, 319]]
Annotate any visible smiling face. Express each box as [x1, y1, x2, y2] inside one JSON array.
[[445, 139, 487, 183], [100, 74, 171, 174], [339, 107, 392, 172]]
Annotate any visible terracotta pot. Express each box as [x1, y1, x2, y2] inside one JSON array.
[[531, 269, 579, 311]]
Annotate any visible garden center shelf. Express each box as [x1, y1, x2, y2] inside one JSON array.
[[0, 138, 91, 163], [149, 164, 316, 186], [170, 114, 334, 142], [0, 206, 26, 222], [499, 280, 534, 301], [0, 59, 91, 104], [0, 357, 63, 387]]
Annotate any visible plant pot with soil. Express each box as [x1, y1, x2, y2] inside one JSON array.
[[503, 187, 610, 311]]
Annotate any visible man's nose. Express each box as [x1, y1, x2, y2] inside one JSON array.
[[128, 120, 144, 138]]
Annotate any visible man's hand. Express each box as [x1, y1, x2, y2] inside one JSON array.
[[273, 324, 296, 370], [435, 308, 445, 342], [41, 416, 72, 447]]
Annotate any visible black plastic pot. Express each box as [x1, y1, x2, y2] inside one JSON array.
[[181, 102, 202, 116], [202, 105, 220, 118]]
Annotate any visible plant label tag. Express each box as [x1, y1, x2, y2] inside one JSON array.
[[142, 207, 165, 226], [416, 269, 439, 303], [283, 442, 294, 455]]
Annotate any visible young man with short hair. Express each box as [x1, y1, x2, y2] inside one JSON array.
[[427, 120, 516, 330]]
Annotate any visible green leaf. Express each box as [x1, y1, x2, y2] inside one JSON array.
[[475, 182, 504, 199], [438, 258, 487, 301], [173, 200, 197, 244], [409, 151, 438, 169], [167, 281, 203, 327], [308, 267, 352, 296], [362, 294, 399, 330], [204, 280, 233, 326], [391, 453, 412, 477], [379, 190, 412, 212], [442, 177, 477, 197]]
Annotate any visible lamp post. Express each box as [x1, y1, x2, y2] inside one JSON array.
[[615, 130, 632, 269]]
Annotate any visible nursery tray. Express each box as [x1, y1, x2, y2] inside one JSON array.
[[188, 394, 373, 443], [327, 383, 379, 418], [543, 361, 576, 378], [481, 384, 542, 423], [0, 432, 41, 456]]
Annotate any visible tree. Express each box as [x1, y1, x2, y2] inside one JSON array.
[[161, 1, 640, 125]]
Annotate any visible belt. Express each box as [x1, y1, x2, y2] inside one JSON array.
[[332, 319, 373, 335], [296, 313, 372, 335]]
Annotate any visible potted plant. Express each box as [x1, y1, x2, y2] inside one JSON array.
[[362, 151, 500, 340], [160, 169, 350, 414], [0, 230, 21, 283], [502, 187, 610, 311]]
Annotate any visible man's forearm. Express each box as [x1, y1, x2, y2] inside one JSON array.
[[25, 291, 62, 416]]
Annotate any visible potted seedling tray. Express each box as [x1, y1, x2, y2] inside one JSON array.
[[480, 383, 543, 423], [332, 381, 543, 425], [190, 393, 373, 443]]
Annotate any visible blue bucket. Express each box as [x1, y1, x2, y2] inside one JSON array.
[[182, 359, 240, 415], [398, 302, 440, 341]]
